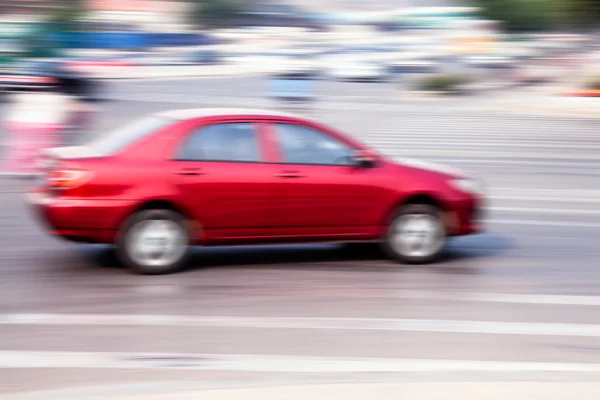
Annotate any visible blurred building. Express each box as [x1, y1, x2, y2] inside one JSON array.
[[0, 1, 56, 16], [86, 0, 190, 32]]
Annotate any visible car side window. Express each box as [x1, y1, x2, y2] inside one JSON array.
[[273, 123, 354, 166], [178, 122, 260, 162]]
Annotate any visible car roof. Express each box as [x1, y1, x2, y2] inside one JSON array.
[[158, 108, 308, 122]]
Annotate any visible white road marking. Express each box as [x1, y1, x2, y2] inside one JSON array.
[[414, 292, 600, 306], [493, 187, 600, 195], [380, 134, 600, 141], [489, 219, 600, 228], [376, 131, 600, 138], [491, 207, 600, 215], [1, 351, 600, 373], [386, 148, 600, 159], [372, 140, 600, 150], [2, 314, 600, 337], [493, 196, 600, 203], [410, 159, 600, 167]]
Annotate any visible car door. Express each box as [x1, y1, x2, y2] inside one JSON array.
[[170, 121, 279, 242], [268, 122, 387, 238]]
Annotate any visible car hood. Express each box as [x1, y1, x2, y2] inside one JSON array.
[[393, 157, 467, 179]]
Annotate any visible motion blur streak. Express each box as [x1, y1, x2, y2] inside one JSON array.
[[3, 313, 600, 337], [1, 0, 600, 399]]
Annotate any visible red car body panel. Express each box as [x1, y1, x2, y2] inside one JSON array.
[[28, 110, 483, 246]]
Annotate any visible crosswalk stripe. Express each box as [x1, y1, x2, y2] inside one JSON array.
[[2, 314, 600, 337], [1, 351, 600, 373]]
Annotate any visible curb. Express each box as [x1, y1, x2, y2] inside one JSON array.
[[563, 90, 600, 97], [396, 90, 600, 118]]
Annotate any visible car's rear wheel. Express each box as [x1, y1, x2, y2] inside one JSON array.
[[117, 209, 191, 275], [382, 204, 446, 264]]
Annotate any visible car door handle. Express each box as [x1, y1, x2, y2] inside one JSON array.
[[176, 168, 204, 176], [275, 170, 304, 178]]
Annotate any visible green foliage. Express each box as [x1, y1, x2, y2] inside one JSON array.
[[558, 0, 600, 30], [189, 0, 246, 29], [473, 0, 559, 32], [415, 74, 471, 93], [474, 0, 600, 31], [49, 0, 87, 31]]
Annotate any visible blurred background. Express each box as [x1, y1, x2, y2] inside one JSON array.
[[1, 1, 600, 399]]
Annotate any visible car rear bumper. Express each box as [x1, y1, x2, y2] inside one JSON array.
[[27, 190, 135, 244]]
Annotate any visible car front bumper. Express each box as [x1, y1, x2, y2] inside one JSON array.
[[445, 196, 484, 236]]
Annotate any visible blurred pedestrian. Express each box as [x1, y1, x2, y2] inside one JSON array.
[[1, 91, 71, 176]]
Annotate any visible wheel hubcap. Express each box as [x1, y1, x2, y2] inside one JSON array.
[[127, 219, 186, 268], [391, 214, 444, 258]]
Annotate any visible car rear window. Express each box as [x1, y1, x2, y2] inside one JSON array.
[[87, 116, 172, 156]]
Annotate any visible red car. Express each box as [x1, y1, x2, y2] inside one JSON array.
[[28, 108, 484, 274]]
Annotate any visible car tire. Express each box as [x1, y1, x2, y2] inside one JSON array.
[[117, 209, 191, 275], [381, 204, 446, 265]]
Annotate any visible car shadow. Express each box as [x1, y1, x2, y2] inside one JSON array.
[[83, 232, 514, 274]]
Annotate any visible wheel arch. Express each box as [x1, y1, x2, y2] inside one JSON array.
[[134, 199, 188, 215], [117, 198, 203, 244], [382, 193, 447, 226], [119, 198, 195, 229]]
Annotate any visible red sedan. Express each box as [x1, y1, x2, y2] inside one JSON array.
[[28, 108, 484, 274]]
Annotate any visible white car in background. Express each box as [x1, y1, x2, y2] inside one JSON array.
[[328, 59, 388, 82], [268, 56, 319, 76], [463, 54, 517, 68]]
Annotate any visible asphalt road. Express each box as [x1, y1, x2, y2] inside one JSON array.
[[1, 77, 600, 398]]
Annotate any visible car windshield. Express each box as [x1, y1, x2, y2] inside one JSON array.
[[87, 116, 172, 156]]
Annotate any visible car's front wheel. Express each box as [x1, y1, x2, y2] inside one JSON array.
[[117, 209, 191, 275], [382, 204, 446, 264]]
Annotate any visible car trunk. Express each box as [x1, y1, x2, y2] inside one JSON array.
[[38, 146, 109, 197]]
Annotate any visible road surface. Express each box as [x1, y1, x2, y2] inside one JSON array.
[[0, 77, 599, 398]]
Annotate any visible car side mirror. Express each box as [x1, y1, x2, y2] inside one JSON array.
[[351, 150, 377, 168]]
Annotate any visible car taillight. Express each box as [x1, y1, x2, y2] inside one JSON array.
[[47, 168, 93, 190]]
